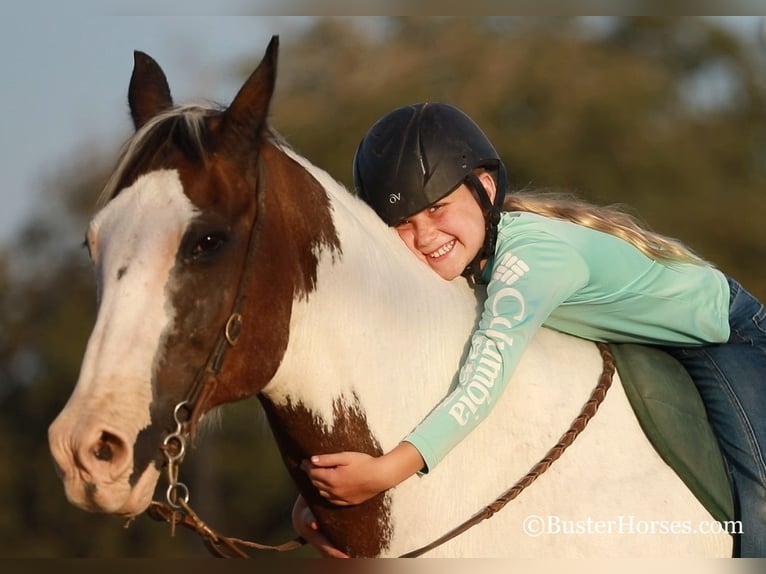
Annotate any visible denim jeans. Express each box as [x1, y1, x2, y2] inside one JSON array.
[[662, 276, 766, 557]]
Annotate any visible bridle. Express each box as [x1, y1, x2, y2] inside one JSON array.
[[138, 153, 617, 558], [145, 304, 310, 557], [142, 158, 269, 542], [166, 151, 271, 435], [157, 310, 242, 513]]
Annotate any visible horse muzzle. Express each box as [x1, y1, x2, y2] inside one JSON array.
[[48, 411, 160, 516]]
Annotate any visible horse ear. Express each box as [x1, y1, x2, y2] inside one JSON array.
[[217, 35, 279, 157], [128, 51, 173, 130]]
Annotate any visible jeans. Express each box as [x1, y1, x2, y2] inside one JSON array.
[[662, 277, 766, 557]]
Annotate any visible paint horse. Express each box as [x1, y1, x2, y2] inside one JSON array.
[[48, 37, 731, 557]]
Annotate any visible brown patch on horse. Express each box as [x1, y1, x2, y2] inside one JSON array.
[[205, 138, 342, 403], [140, 134, 342, 468], [156, 135, 388, 555], [259, 395, 392, 558], [218, 141, 394, 556], [117, 101, 343, 483]]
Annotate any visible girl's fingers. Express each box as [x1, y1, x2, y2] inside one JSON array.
[[308, 472, 334, 490], [318, 490, 352, 506], [308, 452, 352, 468]]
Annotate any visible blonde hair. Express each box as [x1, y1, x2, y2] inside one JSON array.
[[503, 189, 707, 265]]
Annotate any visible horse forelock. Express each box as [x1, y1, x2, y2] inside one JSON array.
[[98, 104, 220, 208]]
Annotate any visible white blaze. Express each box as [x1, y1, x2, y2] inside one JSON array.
[[50, 170, 198, 514], [79, 169, 198, 424]]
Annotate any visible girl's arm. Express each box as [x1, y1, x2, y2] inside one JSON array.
[[303, 229, 588, 505], [302, 441, 425, 505]]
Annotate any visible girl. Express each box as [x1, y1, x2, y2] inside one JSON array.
[[294, 103, 766, 557]]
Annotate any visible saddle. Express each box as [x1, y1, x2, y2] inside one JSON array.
[[609, 343, 734, 523]]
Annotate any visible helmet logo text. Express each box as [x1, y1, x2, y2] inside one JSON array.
[[389, 193, 401, 204]]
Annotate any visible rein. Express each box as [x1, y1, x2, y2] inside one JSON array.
[[401, 341, 615, 557], [144, 337, 616, 558]]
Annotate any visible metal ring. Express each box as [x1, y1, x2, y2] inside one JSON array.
[[173, 401, 191, 426], [162, 432, 186, 462], [225, 313, 243, 346], [166, 482, 190, 509]]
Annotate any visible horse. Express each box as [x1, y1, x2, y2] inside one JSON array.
[[48, 36, 732, 557]]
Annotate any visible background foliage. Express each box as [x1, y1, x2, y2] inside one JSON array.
[[1, 17, 764, 557]]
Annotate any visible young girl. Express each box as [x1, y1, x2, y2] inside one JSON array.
[[294, 103, 766, 557]]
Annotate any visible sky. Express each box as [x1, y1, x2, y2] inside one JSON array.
[[0, 4, 315, 248], [1, 6, 764, 250]]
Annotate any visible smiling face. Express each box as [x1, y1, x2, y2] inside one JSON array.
[[394, 172, 496, 280]]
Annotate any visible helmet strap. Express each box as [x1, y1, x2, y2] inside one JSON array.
[[461, 172, 502, 285]]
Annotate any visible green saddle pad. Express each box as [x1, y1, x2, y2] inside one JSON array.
[[609, 343, 734, 523]]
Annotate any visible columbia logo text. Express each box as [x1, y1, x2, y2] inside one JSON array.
[[448, 252, 529, 427]]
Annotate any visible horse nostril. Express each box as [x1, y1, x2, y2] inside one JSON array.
[[93, 432, 119, 462]]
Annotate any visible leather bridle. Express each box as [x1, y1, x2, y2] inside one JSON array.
[[154, 160, 267, 510]]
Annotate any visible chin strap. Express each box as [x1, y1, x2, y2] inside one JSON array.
[[461, 166, 506, 285]]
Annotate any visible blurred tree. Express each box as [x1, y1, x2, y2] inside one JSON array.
[[270, 16, 765, 298], [1, 16, 764, 558]]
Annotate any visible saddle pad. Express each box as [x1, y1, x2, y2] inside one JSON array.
[[608, 343, 734, 523]]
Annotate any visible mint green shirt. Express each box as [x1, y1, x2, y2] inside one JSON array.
[[405, 211, 730, 471]]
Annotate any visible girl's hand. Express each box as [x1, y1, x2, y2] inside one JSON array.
[[301, 442, 425, 506], [291, 494, 349, 558], [301, 451, 384, 505]]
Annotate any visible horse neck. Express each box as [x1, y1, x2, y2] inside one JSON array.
[[262, 150, 482, 453]]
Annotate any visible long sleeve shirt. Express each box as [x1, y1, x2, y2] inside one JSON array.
[[404, 211, 730, 471]]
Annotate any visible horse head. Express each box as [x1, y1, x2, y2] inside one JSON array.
[[48, 36, 342, 518]]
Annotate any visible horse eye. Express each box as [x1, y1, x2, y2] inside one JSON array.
[[190, 231, 228, 260]]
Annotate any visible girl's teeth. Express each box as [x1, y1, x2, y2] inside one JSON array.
[[429, 240, 455, 259]]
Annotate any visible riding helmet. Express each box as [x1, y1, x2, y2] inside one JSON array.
[[352, 102, 507, 227]]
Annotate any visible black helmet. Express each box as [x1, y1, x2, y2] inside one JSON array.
[[353, 103, 507, 282]]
